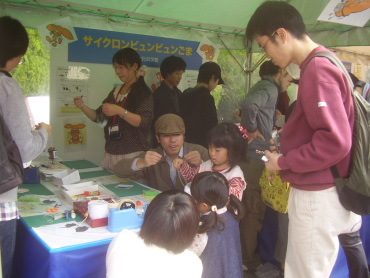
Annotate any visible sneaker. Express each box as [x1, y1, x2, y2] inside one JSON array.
[[254, 262, 281, 278]]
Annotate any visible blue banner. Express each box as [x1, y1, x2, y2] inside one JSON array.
[[68, 27, 202, 70]]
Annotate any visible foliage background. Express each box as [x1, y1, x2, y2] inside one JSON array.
[[10, 29, 293, 121], [214, 49, 266, 122], [11, 28, 50, 96]]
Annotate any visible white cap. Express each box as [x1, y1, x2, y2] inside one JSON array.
[[286, 63, 300, 80]]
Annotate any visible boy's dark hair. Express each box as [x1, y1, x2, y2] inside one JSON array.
[[191, 171, 245, 234], [259, 60, 280, 78], [197, 62, 224, 84], [112, 48, 151, 110], [160, 55, 186, 79], [0, 16, 29, 68], [246, 1, 307, 44], [139, 190, 199, 254], [207, 122, 247, 171]]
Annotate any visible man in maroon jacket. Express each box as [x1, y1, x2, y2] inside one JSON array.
[[246, 2, 363, 278]]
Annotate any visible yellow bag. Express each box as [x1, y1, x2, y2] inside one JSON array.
[[259, 169, 290, 213]]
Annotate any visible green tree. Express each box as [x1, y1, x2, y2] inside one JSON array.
[[216, 49, 265, 121], [11, 28, 50, 96]]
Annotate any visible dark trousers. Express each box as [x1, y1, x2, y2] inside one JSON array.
[[239, 158, 266, 270], [339, 231, 369, 278], [0, 219, 17, 278]]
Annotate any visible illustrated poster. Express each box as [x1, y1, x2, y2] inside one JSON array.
[[57, 66, 90, 114], [318, 0, 370, 27], [63, 117, 87, 152]]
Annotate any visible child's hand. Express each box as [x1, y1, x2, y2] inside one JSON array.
[[173, 158, 184, 170], [184, 151, 202, 166]]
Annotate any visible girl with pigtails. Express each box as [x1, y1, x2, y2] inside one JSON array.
[[174, 122, 248, 201], [189, 171, 245, 278]]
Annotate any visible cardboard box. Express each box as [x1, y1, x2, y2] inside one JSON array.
[[60, 181, 115, 205], [40, 168, 67, 182], [52, 169, 80, 186]]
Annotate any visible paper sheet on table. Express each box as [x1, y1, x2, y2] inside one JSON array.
[[18, 194, 69, 217], [32, 221, 127, 249], [80, 175, 129, 185]]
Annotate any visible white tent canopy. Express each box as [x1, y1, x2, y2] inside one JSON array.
[[1, 0, 370, 50]]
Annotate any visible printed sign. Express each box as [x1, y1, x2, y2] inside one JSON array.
[[68, 27, 203, 70]]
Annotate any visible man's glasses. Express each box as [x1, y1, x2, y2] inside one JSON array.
[[260, 30, 278, 52]]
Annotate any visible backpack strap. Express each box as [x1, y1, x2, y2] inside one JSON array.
[[301, 51, 354, 89]]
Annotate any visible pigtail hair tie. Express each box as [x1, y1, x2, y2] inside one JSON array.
[[211, 205, 217, 212]]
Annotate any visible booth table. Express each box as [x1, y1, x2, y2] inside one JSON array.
[[13, 160, 155, 278], [12, 160, 370, 278]]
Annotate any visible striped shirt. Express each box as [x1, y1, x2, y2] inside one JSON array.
[[0, 201, 19, 221]]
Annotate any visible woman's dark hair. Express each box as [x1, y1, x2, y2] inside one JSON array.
[[207, 122, 247, 172], [259, 60, 280, 78], [190, 172, 245, 234], [112, 48, 151, 111], [246, 1, 307, 44], [139, 190, 199, 254], [0, 16, 29, 68], [160, 55, 187, 79]]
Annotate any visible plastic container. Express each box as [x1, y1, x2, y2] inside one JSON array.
[[135, 201, 144, 216]]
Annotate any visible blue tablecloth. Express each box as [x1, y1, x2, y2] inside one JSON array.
[[13, 219, 109, 278]]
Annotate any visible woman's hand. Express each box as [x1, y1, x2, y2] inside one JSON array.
[[102, 103, 123, 117], [73, 96, 85, 109], [247, 129, 265, 144], [36, 122, 52, 136]]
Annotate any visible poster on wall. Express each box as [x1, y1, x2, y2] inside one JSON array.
[[343, 61, 352, 73], [183, 72, 198, 89], [197, 36, 220, 62], [63, 117, 87, 152], [38, 17, 78, 50], [57, 66, 90, 115], [318, 0, 370, 27], [352, 63, 368, 82]]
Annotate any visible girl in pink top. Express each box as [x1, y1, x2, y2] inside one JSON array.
[[174, 122, 247, 200]]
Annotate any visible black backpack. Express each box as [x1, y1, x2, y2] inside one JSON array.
[[0, 72, 24, 194], [304, 52, 370, 215]]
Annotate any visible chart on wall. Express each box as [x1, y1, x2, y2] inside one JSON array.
[[57, 66, 90, 114]]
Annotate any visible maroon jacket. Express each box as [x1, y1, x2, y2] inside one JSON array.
[[278, 46, 354, 191]]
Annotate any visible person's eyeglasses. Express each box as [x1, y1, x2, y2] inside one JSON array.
[[260, 30, 278, 52]]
